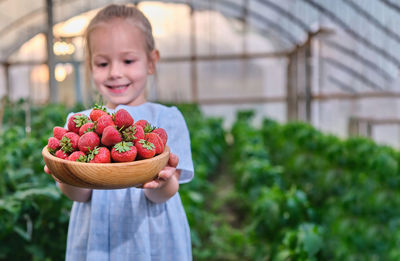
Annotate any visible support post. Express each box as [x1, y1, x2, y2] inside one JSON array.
[[190, 4, 198, 103], [286, 52, 298, 120], [305, 43, 312, 122], [46, 0, 57, 103]]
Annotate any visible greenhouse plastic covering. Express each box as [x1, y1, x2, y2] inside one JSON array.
[[1, 0, 400, 94]]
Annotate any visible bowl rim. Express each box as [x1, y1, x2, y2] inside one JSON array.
[[42, 145, 170, 166]]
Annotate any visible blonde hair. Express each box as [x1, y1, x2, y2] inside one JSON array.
[[84, 4, 156, 71]]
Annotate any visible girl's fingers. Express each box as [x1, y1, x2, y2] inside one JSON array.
[[168, 153, 179, 168], [143, 159, 179, 189], [143, 180, 161, 189], [44, 165, 51, 174], [158, 167, 174, 180]]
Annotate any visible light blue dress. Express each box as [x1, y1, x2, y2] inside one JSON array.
[[64, 103, 194, 261]]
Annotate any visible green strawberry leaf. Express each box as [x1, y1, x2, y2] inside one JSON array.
[[87, 147, 99, 161], [60, 136, 73, 153], [93, 103, 107, 112], [77, 155, 87, 162], [73, 114, 89, 127], [139, 139, 155, 150], [144, 123, 156, 134], [114, 141, 133, 153], [122, 126, 138, 142]]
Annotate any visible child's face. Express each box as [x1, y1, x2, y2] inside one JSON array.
[[89, 18, 157, 109]]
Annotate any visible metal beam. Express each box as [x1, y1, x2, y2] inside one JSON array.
[[160, 51, 288, 62], [302, 0, 400, 68], [379, 0, 400, 14], [256, 0, 312, 32], [188, 91, 400, 105], [342, 0, 400, 45], [323, 57, 384, 91], [46, 0, 57, 103], [189, 3, 198, 103], [216, 0, 299, 45], [327, 75, 357, 93], [324, 40, 393, 81], [0, 7, 43, 37]]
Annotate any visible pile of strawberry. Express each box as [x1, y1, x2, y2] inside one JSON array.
[[47, 105, 167, 163]]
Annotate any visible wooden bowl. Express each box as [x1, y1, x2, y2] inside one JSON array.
[[42, 146, 170, 189]]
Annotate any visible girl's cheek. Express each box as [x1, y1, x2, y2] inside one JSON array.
[[92, 68, 106, 78]]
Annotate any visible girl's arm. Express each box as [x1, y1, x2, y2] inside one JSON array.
[[143, 153, 181, 204], [58, 183, 92, 202], [44, 165, 92, 202]]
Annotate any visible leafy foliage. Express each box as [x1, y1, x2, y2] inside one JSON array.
[[2, 101, 400, 261], [229, 111, 323, 260], [261, 117, 400, 260], [0, 100, 84, 260]]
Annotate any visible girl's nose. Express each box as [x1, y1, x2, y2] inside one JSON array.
[[109, 62, 122, 78]]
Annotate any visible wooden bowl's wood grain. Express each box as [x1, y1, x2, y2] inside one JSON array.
[[42, 146, 170, 189]]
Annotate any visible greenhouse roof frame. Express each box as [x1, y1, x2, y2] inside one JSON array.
[[0, 0, 399, 94]]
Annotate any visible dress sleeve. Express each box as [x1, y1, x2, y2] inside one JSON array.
[[160, 106, 194, 184], [63, 112, 74, 129]]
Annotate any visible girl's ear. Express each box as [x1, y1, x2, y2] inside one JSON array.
[[148, 49, 160, 75]]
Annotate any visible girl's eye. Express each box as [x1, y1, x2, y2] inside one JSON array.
[[97, 63, 108, 67], [124, 60, 134, 64]]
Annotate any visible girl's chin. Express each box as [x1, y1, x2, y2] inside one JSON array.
[[106, 96, 146, 107]]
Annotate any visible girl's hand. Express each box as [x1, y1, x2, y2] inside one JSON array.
[[142, 153, 180, 189], [143, 153, 181, 203], [44, 165, 92, 202], [44, 165, 63, 183]]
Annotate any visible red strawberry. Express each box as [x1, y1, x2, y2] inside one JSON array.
[[67, 151, 87, 162], [113, 109, 133, 129], [55, 149, 69, 159], [78, 132, 100, 154], [111, 141, 137, 162], [68, 113, 89, 134], [47, 137, 60, 154], [95, 114, 114, 135], [121, 125, 145, 143], [90, 104, 109, 122], [88, 147, 111, 163], [135, 139, 156, 159], [134, 120, 149, 129], [79, 122, 95, 136], [152, 128, 168, 145], [145, 132, 164, 154], [53, 126, 68, 140], [60, 132, 80, 153], [101, 125, 122, 147]]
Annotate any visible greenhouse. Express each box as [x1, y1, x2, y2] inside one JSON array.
[[1, 0, 400, 260]]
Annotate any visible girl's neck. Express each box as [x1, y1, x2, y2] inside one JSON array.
[[106, 98, 147, 109]]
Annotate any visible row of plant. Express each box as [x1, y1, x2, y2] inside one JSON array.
[[261, 117, 400, 260], [0, 100, 227, 260], [3, 100, 400, 260], [229, 111, 323, 260], [0, 100, 84, 260], [173, 103, 227, 258]]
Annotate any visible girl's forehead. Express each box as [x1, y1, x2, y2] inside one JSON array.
[[89, 19, 147, 53], [90, 18, 139, 35]]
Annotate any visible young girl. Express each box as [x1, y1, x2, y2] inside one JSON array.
[[45, 4, 194, 260]]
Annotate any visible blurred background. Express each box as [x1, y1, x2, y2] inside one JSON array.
[[1, 0, 400, 260]]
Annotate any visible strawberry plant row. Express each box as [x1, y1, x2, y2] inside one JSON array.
[[175, 104, 228, 258], [0, 101, 227, 261], [229, 111, 323, 260], [261, 117, 400, 260], [0, 101, 82, 260]]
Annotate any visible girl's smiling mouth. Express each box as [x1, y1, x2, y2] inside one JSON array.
[[106, 83, 130, 93]]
